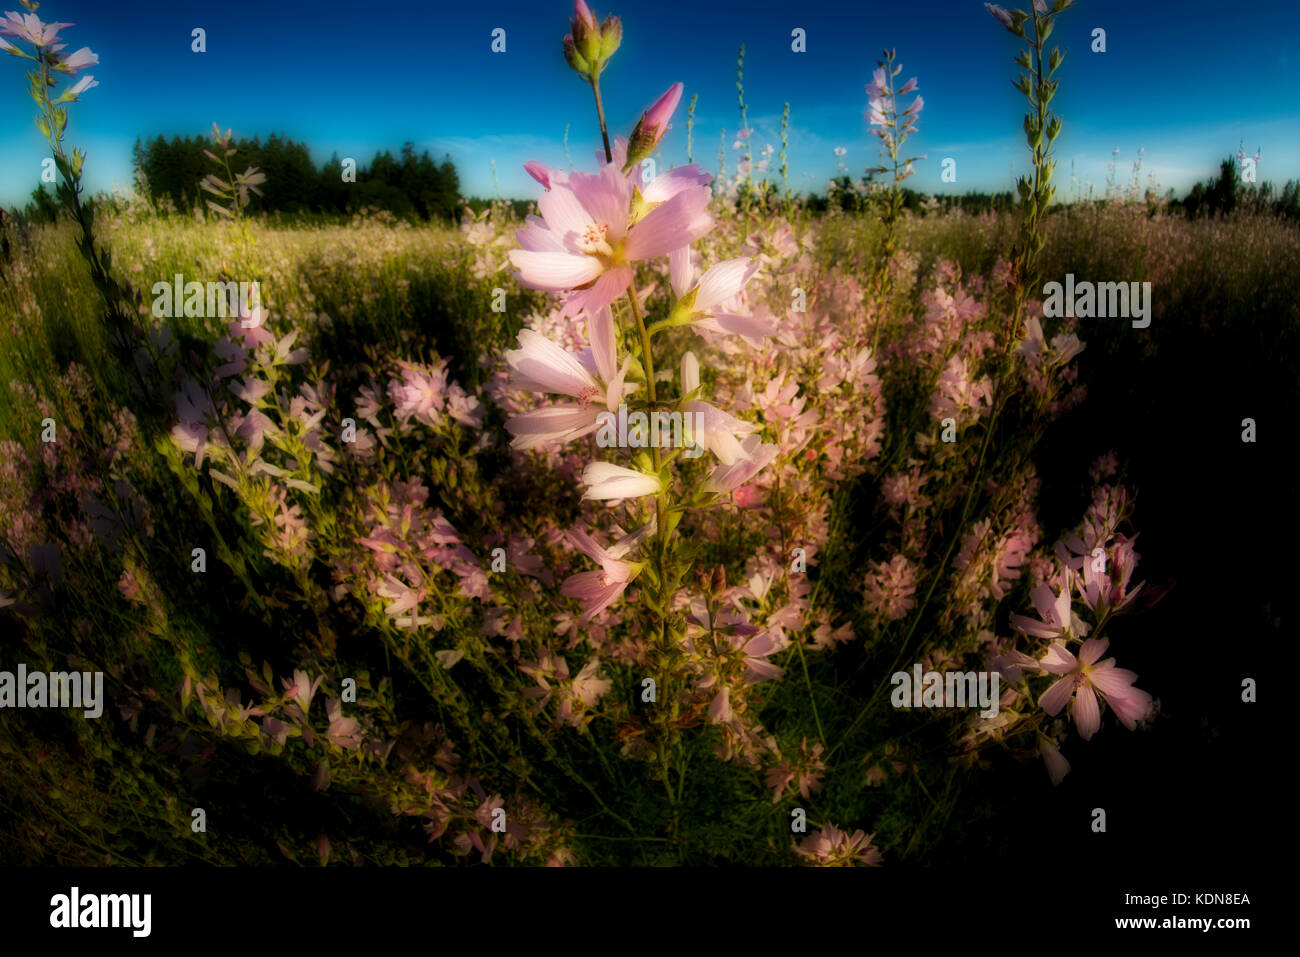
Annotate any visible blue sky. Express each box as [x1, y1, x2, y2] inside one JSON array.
[[1, 0, 1297, 207]]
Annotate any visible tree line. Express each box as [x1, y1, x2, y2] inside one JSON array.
[[10, 141, 1296, 225], [130, 133, 461, 221], [1168, 155, 1300, 220]]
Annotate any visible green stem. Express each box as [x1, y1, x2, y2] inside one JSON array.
[[776, 470, 825, 744], [624, 284, 679, 811], [832, 379, 1008, 760], [591, 77, 613, 164]]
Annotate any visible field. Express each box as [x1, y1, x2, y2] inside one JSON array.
[[0, 0, 1294, 875], [3, 189, 1293, 866]]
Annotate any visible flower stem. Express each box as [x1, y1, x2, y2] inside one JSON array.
[[624, 283, 679, 810], [591, 76, 613, 164], [776, 470, 826, 744]]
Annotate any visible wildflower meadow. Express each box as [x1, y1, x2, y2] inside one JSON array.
[[0, 0, 1288, 932]]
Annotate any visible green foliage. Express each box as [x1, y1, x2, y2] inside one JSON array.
[[3, 199, 1295, 866], [129, 133, 461, 222]]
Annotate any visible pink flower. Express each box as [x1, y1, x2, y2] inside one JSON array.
[[927, 355, 992, 424], [560, 523, 650, 621], [282, 670, 323, 712], [985, 4, 1016, 32], [324, 698, 364, 749], [505, 402, 606, 450], [765, 763, 795, 801], [767, 738, 826, 800], [580, 462, 663, 501], [503, 314, 632, 449], [509, 163, 713, 319], [739, 630, 784, 683], [474, 794, 506, 829], [628, 82, 684, 162], [880, 468, 930, 513], [707, 686, 734, 724], [683, 399, 758, 465], [171, 377, 215, 467], [866, 96, 890, 128], [262, 716, 291, 748], [861, 554, 918, 622], [0, 11, 72, 47], [376, 573, 427, 619], [1038, 637, 1152, 740], [523, 160, 558, 191], [1077, 534, 1144, 616], [1009, 575, 1075, 640], [668, 255, 773, 344], [703, 435, 779, 494], [55, 46, 97, 74], [388, 359, 449, 427], [566, 660, 611, 712], [989, 647, 1041, 683], [794, 825, 883, 867], [1019, 315, 1086, 368], [640, 162, 713, 204], [445, 382, 483, 428]]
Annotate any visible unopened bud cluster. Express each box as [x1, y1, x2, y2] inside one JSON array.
[[563, 0, 622, 81]]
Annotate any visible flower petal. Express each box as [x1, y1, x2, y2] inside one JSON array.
[[1072, 684, 1101, 740], [623, 187, 713, 261], [509, 249, 605, 290], [1038, 675, 1075, 716], [693, 258, 758, 313]]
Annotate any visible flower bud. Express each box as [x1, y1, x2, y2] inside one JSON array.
[[709, 564, 727, 598], [563, 33, 590, 77], [523, 160, 552, 190], [571, 0, 602, 65], [984, 3, 1018, 34], [625, 82, 684, 169], [573, 0, 598, 31], [598, 15, 622, 61], [680, 351, 700, 397]]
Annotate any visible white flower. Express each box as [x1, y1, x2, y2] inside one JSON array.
[[580, 462, 663, 501]]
